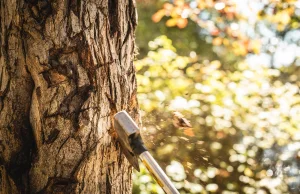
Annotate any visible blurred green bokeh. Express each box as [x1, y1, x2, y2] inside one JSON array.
[[134, 1, 300, 194]]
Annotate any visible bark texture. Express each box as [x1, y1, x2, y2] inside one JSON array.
[[0, 0, 139, 193]]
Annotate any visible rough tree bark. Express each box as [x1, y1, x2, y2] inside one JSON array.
[[0, 0, 139, 193]]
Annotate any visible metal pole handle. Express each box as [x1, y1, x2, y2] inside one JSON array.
[[139, 151, 179, 194]]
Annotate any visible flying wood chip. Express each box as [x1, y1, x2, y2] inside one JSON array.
[[172, 111, 194, 136], [183, 128, 195, 137]]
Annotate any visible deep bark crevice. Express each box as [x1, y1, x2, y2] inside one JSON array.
[[0, 68, 36, 194], [36, 177, 78, 194], [106, 172, 112, 194], [108, 0, 119, 37], [7, 124, 36, 193], [26, 0, 53, 26]]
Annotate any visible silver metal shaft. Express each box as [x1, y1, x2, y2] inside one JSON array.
[[140, 151, 179, 194]]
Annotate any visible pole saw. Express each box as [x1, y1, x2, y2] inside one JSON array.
[[114, 111, 179, 194]]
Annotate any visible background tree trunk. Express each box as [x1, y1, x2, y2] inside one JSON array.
[[0, 0, 138, 193]]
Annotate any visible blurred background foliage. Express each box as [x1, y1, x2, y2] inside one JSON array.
[[133, 0, 300, 193]]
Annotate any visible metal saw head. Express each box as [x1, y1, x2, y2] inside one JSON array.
[[114, 111, 140, 171]]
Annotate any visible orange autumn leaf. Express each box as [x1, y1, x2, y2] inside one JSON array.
[[213, 37, 223, 46], [210, 29, 220, 36], [177, 18, 188, 28], [152, 9, 165, 23]]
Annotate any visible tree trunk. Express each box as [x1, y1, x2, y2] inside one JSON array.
[[0, 0, 138, 193]]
